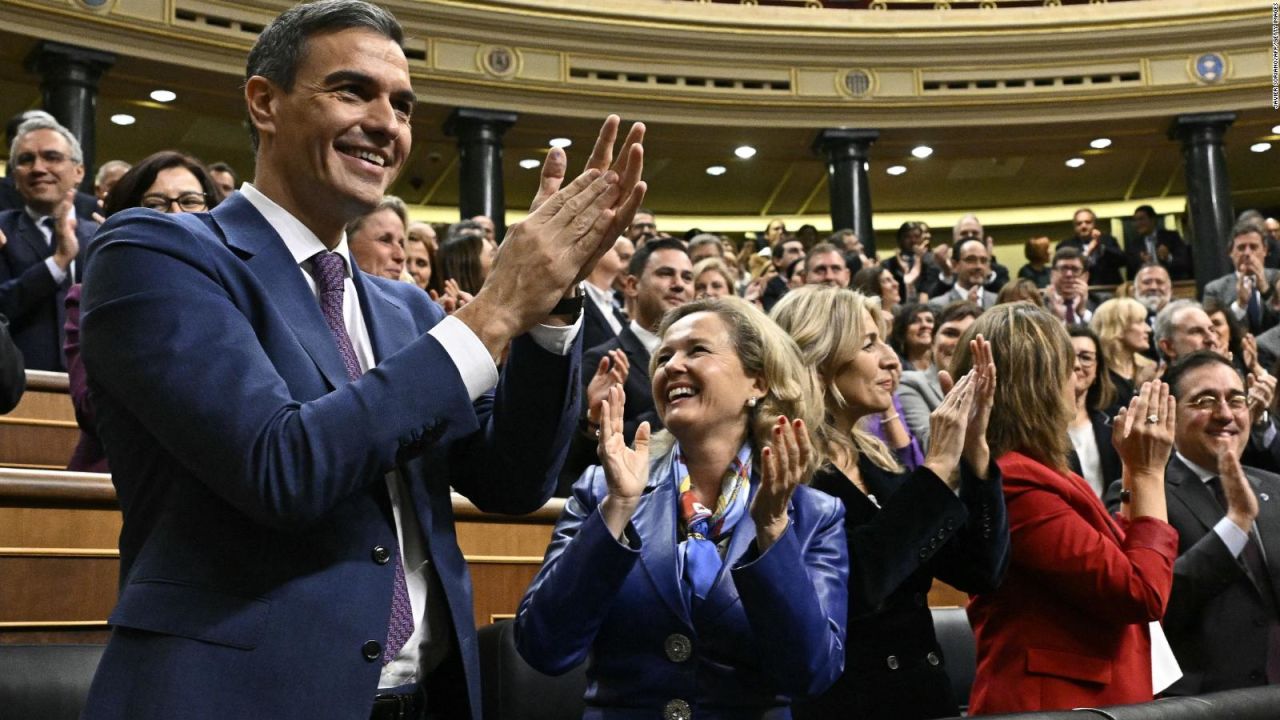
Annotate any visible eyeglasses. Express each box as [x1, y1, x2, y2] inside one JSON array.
[[1074, 351, 1097, 366], [141, 192, 208, 212], [1182, 394, 1250, 412], [1055, 265, 1085, 276]]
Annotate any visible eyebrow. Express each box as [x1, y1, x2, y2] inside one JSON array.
[[322, 70, 418, 105]]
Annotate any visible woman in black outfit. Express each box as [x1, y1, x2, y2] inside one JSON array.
[[772, 286, 1010, 720]]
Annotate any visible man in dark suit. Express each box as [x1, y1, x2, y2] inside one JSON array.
[[0, 115, 98, 371], [581, 236, 630, 352], [929, 238, 997, 310], [0, 312, 23, 413], [0, 110, 99, 218], [1059, 207, 1125, 285], [1201, 220, 1280, 335], [1045, 246, 1098, 324], [761, 235, 804, 312], [1156, 352, 1280, 694], [1126, 204, 1191, 281], [583, 237, 692, 443], [78, 3, 646, 719]]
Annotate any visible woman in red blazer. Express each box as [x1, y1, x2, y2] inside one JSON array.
[[951, 303, 1179, 714]]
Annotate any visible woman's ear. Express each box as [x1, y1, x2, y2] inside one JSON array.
[[749, 375, 769, 402]]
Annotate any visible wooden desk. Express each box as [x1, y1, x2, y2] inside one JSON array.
[[0, 371, 77, 470]]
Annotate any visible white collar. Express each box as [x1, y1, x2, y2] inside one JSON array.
[[629, 319, 660, 355], [1175, 451, 1217, 483], [583, 280, 613, 307], [25, 204, 76, 226], [240, 182, 352, 276]]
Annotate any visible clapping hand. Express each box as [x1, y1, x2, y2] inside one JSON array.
[[1246, 370, 1276, 425], [597, 385, 650, 539], [586, 349, 630, 428], [1112, 381, 1174, 519], [925, 369, 978, 489], [1216, 443, 1259, 532], [960, 336, 997, 479], [751, 417, 811, 552]]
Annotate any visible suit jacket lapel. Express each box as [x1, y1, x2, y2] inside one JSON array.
[[16, 213, 50, 264], [1167, 456, 1229, 534], [618, 326, 652, 383], [632, 452, 691, 624], [349, 261, 409, 364], [211, 194, 350, 391]]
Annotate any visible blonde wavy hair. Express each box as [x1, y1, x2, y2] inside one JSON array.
[[1090, 298, 1154, 377], [651, 296, 825, 480], [951, 302, 1074, 473], [769, 285, 903, 474]]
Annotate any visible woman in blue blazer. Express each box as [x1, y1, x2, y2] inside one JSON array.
[[516, 296, 849, 719], [773, 286, 1009, 720]]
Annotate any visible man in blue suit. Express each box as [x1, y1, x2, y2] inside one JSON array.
[[78, 2, 646, 719], [0, 115, 97, 371]]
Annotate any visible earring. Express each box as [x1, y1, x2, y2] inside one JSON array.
[[746, 397, 758, 408]]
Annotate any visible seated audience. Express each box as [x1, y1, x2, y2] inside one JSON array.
[[1, 115, 100, 371], [1066, 325, 1122, 497], [1138, 351, 1280, 695], [470, 213, 496, 243], [761, 235, 804, 311], [692, 256, 735, 300], [1203, 219, 1280, 335], [583, 238, 692, 443], [890, 302, 934, 372], [995, 278, 1044, 307], [773, 285, 1008, 720], [1060, 208, 1126, 286], [94, 159, 131, 205], [831, 227, 872, 274], [930, 239, 997, 310], [402, 223, 435, 292], [1092, 297, 1156, 413], [1126, 204, 1191, 280], [1017, 236, 1051, 289], [688, 233, 725, 264], [1134, 262, 1174, 317], [517, 296, 848, 716], [899, 301, 983, 451], [345, 195, 407, 281], [66, 150, 224, 473], [0, 110, 98, 218], [626, 207, 658, 244], [1203, 297, 1253, 377], [852, 265, 901, 312], [1156, 299, 1223, 362], [206, 161, 239, 197], [945, 214, 1010, 296], [439, 219, 497, 296], [958, 303, 1179, 713], [0, 311, 24, 413], [883, 222, 930, 302], [804, 242, 850, 289], [1046, 247, 1096, 325]]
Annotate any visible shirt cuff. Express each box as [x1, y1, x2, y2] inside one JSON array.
[[429, 315, 499, 402], [1229, 300, 1248, 321], [527, 313, 582, 356], [1213, 515, 1251, 557], [44, 257, 68, 284]]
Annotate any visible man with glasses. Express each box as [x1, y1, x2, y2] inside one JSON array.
[[1203, 220, 1280, 335], [0, 115, 97, 371], [1046, 247, 1096, 324], [928, 238, 997, 309], [1113, 351, 1280, 695]]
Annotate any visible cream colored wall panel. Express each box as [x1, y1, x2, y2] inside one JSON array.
[[1231, 50, 1268, 79], [112, 0, 165, 23], [795, 69, 840, 98], [875, 70, 917, 98], [519, 51, 563, 82], [1147, 57, 1194, 87], [434, 39, 484, 76]]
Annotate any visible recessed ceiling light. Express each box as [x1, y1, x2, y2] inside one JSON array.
[[518, 159, 541, 169], [734, 145, 757, 160], [1065, 157, 1086, 168], [1272, 124, 1280, 135], [705, 165, 727, 176], [910, 146, 933, 159], [110, 114, 136, 126], [548, 138, 572, 148], [1089, 138, 1112, 149], [1252, 142, 1273, 153], [150, 90, 176, 103], [886, 165, 907, 176]]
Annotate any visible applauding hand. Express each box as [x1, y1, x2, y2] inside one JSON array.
[[751, 417, 811, 552], [597, 384, 650, 539]]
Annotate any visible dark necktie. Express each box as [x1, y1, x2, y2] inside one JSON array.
[[41, 217, 72, 284], [1247, 286, 1263, 330], [1207, 475, 1280, 682], [310, 252, 414, 664]]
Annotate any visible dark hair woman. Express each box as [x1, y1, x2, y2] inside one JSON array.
[[890, 302, 934, 372], [1065, 325, 1122, 498]]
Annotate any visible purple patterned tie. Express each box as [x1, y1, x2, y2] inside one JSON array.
[[310, 252, 414, 664]]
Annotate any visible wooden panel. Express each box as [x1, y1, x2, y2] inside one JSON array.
[[0, 507, 121, 548], [456, 521, 554, 558], [468, 563, 540, 629], [0, 371, 77, 469], [0, 556, 119, 623], [0, 629, 111, 645]]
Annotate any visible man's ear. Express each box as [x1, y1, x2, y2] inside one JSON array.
[[623, 273, 639, 299], [245, 75, 279, 145]]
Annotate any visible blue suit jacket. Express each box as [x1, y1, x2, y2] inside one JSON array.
[[78, 193, 579, 720], [0, 207, 96, 371], [515, 450, 849, 719]]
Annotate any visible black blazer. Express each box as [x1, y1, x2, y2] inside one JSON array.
[[582, 324, 659, 443], [0, 208, 96, 371], [1125, 228, 1191, 281], [581, 292, 627, 354], [1058, 234, 1127, 285], [0, 313, 24, 413], [1161, 456, 1280, 695], [1067, 410, 1121, 497], [794, 457, 1010, 720]]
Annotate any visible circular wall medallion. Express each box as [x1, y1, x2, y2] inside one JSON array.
[[1192, 52, 1226, 84], [480, 46, 519, 79], [841, 69, 874, 98]]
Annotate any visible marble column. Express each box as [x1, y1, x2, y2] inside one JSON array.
[[813, 128, 880, 253], [1170, 112, 1235, 291], [25, 41, 116, 194], [444, 108, 517, 240]]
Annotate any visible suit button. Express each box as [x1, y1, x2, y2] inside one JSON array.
[[372, 545, 391, 565], [362, 640, 382, 662], [663, 699, 691, 720], [927, 651, 941, 666], [928, 538, 939, 550], [664, 633, 692, 663], [886, 655, 900, 670], [944, 518, 956, 531], [919, 548, 930, 560]]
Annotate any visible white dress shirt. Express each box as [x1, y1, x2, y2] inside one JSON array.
[[1175, 451, 1253, 558], [240, 184, 579, 688]]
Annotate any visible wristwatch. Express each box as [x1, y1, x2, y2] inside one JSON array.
[[550, 285, 584, 316]]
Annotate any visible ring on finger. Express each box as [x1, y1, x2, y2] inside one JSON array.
[[1145, 413, 1159, 424]]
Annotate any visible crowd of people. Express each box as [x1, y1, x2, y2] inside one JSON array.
[[1, 1, 1278, 718]]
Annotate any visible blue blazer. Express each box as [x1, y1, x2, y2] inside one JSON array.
[[0, 207, 96, 371], [515, 450, 849, 719], [78, 193, 579, 720]]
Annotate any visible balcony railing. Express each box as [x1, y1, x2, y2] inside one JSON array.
[[683, 0, 1122, 8]]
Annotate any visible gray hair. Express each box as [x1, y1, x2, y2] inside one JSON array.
[[345, 195, 407, 239], [953, 213, 982, 242], [94, 159, 131, 187], [245, 0, 404, 152], [9, 116, 83, 166], [1153, 299, 1201, 348], [688, 233, 724, 256]]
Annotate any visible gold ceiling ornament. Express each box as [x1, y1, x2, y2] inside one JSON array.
[[478, 45, 520, 79]]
